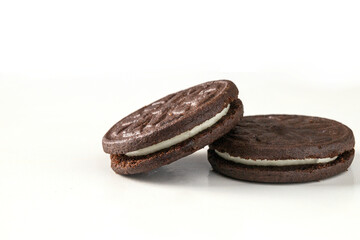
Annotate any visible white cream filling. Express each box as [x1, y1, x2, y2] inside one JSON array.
[[125, 104, 231, 157], [215, 150, 338, 166]]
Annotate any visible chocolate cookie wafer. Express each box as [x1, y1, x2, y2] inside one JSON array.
[[208, 115, 355, 183], [103, 80, 243, 175]]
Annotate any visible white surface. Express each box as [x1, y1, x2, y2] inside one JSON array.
[[1, 1, 360, 239], [0, 74, 359, 240]]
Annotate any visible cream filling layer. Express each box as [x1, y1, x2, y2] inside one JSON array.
[[215, 150, 338, 166], [125, 104, 231, 157]]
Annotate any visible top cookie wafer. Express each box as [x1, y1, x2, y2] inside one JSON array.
[[103, 80, 239, 155], [212, 115, 355, 160]]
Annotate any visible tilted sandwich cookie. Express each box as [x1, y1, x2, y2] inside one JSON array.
[[208, 115, 355, 183], [103, 80, 243, 175]]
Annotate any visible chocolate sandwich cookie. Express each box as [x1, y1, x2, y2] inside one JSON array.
[[208, 115, 355, 183], [103, 80, 243, 175]]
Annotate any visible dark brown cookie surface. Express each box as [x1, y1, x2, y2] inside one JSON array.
[[209, 115, 355, 183], [103, 80, 243, 175], [103, 80, 238, 154], [112, 99, 243, 174], [211, 115, 355, 160]]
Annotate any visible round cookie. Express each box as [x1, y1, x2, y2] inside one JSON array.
[[208, 115, 355, 183], [103, 80, 243, 175]]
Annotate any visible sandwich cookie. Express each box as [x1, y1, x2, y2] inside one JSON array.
[[208, 115, 355, 183], [103, 80, 243, 175]]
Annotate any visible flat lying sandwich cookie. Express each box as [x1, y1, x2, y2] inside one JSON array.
[[208, 115, 355, 183], [103, 80, 243, 175]]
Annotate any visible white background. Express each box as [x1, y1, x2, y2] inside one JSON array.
[[1, 1, 360, 240]]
